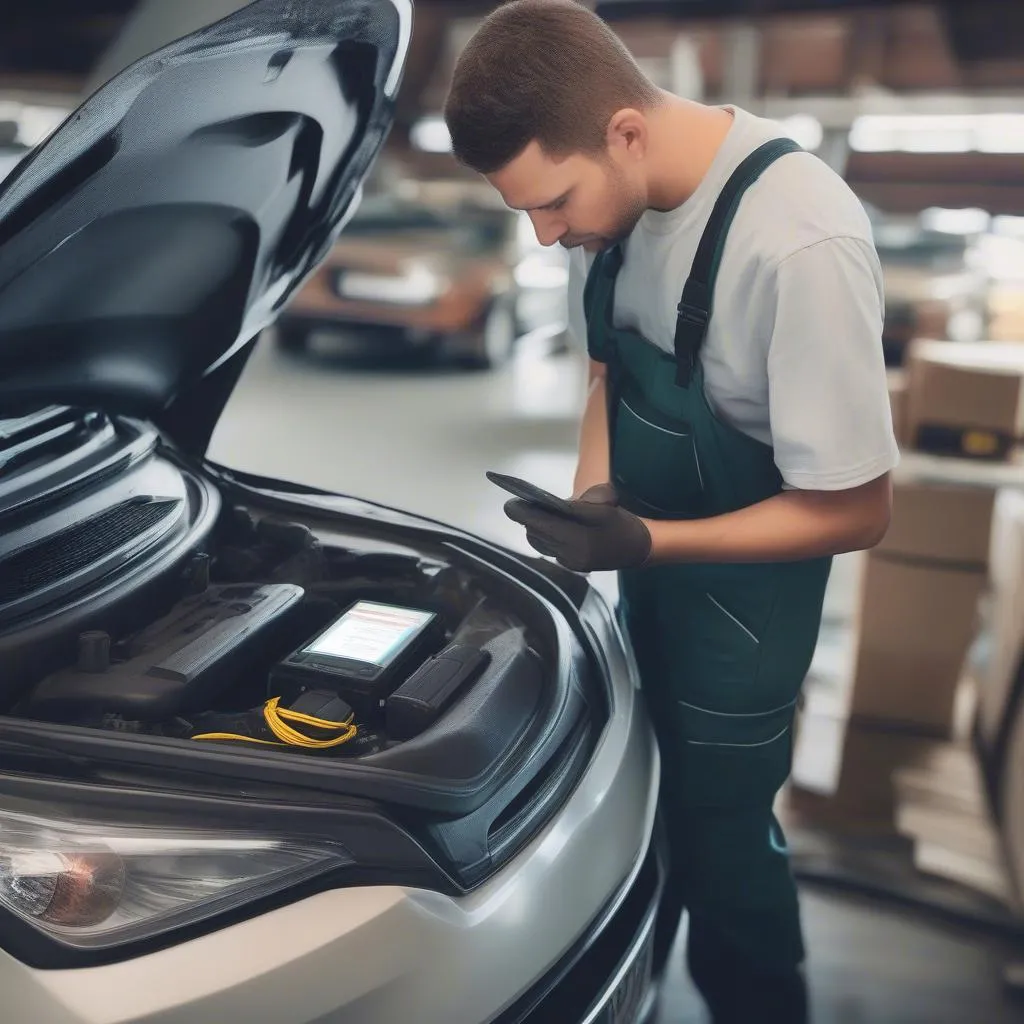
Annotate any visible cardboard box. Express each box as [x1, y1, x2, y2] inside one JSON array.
[[893, 743, 1004, 883], [905, 340, 1024, 460], [788, 712, 940, 829], [989, 286, 1024, 343], [893, 742, 989, 816], [849, 553, 985, 736], [897, 802, 1003, 863], [846, 478, 993, 736], [913, 843, 1015, 904], [888, 369, 908, 447], [878, 479, 994, 565], [974, 490, 1024, 763]]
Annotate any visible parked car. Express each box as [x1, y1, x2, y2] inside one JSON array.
[[278, 180, 568, 369], [0, 3, 662, 1023], [872, 216, 989, 365]]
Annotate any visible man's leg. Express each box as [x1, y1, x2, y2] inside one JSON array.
[[679, 805, 808, 1023]]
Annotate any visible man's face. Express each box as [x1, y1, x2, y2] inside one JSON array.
[[486, 140, 647, 253]]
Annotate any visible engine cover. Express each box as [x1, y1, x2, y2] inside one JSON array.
[[18, 582, 304, 723]]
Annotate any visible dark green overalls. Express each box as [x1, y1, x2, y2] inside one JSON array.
[[584, 139, 831, 1021]]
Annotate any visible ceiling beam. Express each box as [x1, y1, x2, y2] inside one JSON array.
[[749, 90, 1024, 129]]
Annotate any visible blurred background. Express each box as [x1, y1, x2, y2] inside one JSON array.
[[4, 0, 1024, 1020]]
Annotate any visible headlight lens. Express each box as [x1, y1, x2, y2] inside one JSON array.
[[0, 808, 347, 949], [336, 262, 446, 305]]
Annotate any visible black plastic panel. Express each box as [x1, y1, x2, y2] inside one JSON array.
[[0, 498, 180, 604], [0, 447, 221, 707], [0, 456, 193, 628], [0, 411, 157, 523]]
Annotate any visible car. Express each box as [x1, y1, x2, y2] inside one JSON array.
[[0, 2, 662, 1023], [872, 215, 990, 365], [278, 183, 528, 369]]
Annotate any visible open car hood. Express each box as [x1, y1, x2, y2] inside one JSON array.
[[0, 0, 411, 453]]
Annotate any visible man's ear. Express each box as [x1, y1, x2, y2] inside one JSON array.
[[606, 108, 648, 160]]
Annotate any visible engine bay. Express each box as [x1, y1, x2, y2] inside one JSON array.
[[6, 499, 541, 761], [0, 414, 600, 887]]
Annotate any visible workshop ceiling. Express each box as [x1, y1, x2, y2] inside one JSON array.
[[3, 1, 1023, 93], [596, 0, 1024, 61], [1, 0, 1022, 215]]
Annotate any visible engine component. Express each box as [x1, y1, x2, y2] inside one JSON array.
[[385, 643, 490, 740], [77, 631, 111, 674], [214, 515, 324, 584], [183, 553, 211, 594], [19, 583, 304, 723]]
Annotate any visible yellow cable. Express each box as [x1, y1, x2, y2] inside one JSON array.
[[275, 704, 355, 729], [192, 697, 358, 749], [191, 732, 288, 746], [263, 696, 358, 748]]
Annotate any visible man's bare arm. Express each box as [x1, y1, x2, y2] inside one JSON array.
[[643, 473, 892, 564], [571, 359, 612, 498]]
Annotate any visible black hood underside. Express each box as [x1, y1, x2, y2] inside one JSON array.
[[0, 0, 410, 451]]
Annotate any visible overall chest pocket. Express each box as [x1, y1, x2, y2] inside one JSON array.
[[611, 387, 708, 518]]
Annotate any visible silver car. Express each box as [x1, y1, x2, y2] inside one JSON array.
[[0, 1, 662, 1021]]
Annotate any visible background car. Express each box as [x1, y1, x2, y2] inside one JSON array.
[[0, 2, 662, 1022], [872, 212, 991, 364], [278, 179, 568, 370]]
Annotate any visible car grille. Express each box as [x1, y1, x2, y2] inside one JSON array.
[[0, 498, 180, 605], [494, 835, 666, 1024]]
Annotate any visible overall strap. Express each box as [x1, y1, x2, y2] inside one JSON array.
[[674, 137, 802, 387], [581, 243, 625, 364]]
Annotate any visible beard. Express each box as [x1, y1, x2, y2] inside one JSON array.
[[559, 168, 646, 252]]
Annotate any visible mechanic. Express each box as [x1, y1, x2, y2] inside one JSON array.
[[444, 2, 897, 1021]]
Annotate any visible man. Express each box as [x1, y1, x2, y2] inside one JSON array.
[[444, 2, 897, 1021]]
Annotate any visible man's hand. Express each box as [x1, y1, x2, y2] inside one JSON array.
[[504, 482, 652, 572], [573, 482, 619, 505]]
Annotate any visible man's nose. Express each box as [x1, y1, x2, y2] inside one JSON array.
[[528, 211, 564, 248]]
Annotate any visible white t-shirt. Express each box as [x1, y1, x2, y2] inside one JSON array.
[[567, 105, 900, 492]]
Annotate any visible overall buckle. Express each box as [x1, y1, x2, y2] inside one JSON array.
[[674, 279, 711, 388], [676, 299, 709, 332]]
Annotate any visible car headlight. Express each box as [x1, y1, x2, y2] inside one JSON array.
[[336, 262, 446, 305], [0, 807, 347, 950]]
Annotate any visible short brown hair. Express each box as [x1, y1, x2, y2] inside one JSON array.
[[443, 0, 661, 174]]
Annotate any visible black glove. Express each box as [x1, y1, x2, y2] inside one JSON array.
[[574, 482, 620, 505], [504, 482, 652, 572]]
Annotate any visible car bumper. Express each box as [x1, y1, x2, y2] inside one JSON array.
[[285, 315, 440, 349], [1, 666, 660, 1023], [497, 827, 667, 1024]]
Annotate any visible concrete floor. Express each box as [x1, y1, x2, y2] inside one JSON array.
[[211, 329, 1024, 1024]]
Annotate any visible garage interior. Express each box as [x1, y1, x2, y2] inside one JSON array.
[[3, 0, 1024, 1020]]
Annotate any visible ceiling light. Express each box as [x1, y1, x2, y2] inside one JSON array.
[[920, 207, 991, 235], [779, 115, 823, 152], [849, 114, 1024, 154], [410, 116, 452, 154]]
